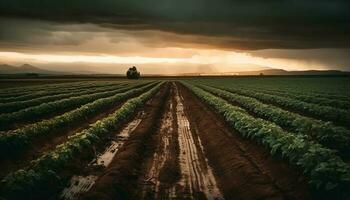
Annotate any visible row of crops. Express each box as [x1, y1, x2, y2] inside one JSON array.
[[0, 82, 130, 113], [0, 82, 154, 130], [181, 79, 350, 198], [202, 77, 350, 97], [0, 80, 164, 199]]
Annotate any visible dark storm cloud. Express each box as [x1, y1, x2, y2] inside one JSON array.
[[0, 0, 349, 50], [251, 49, 350, 70], [0, 18, 104, 47]]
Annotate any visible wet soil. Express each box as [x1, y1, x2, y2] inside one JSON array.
[[114, 83, 226, 200], [138, 84, 181, 199]]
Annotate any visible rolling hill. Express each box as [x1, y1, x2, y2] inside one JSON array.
[[0, 64, 60, 74]]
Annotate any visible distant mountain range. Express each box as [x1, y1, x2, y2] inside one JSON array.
[[0, 64, 96, 75], [0, 64, 63, 74], [1, 64, 349, 76]]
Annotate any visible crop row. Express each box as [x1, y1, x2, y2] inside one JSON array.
[[0, 81, 126, 103], [0, 82, 163, 199], [240, 86, 350, 110], [0, 82, 152, 131], [240, 84, 350, 103], [0, 83, 129, 114], [0, 81, 93, 98], [182, 82, 350, 195], [191, 78, 350, 103], [0, 80, 120, 95], [0, 82, 158, 158], [198, 84, 350, 155], [209, 84, 350, 128]]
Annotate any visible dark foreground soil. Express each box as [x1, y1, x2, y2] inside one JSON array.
[[135, 83, 181, 199], [178, 82, 312, 200], [128, 83, 225, 200]]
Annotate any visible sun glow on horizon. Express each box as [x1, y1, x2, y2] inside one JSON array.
[[0, 50, 327, 73]]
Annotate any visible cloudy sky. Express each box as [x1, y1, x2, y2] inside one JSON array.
[[0, 0, 349, 74]]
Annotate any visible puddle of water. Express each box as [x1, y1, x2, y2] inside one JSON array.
[[60, 112, 144, 200], [61, 176, 98, 200], [95, 117, 142, 167]]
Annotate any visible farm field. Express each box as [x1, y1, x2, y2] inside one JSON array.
[[0, 77, 349, 200]]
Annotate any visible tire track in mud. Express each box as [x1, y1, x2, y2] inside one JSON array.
[[140, 86, 179, 199], [173, 84, 223, 200], [141, 100, 175, 197], [140, 83, 224, 200]]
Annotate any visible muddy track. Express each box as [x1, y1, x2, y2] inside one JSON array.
[[0, 91, 146, 180], [138, 84, 180, 199], [135, 83, 224, 200], [178, 82, 311, 200]]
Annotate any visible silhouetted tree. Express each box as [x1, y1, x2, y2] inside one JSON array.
[[126, 66, 140, 79]]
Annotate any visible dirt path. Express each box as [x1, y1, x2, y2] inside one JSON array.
[[171, 84, 223, 199], [139, 83, 224, 200], [178, 82, 311, 200], [139, 86, 180, 199]]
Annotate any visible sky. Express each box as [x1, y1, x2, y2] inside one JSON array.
[[0, 0, 349, 74]]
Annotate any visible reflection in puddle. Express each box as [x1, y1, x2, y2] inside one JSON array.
[[61, 176, 98, 200], [95, 117, 142, 167]]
